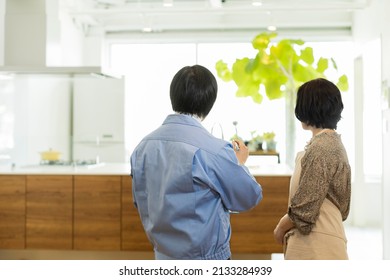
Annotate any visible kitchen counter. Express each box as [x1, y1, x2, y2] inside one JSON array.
[[0, 161, 292, 256], [0, 163, 131, 175], [246, 163, 292, 176], [0, 162, 292, 176]]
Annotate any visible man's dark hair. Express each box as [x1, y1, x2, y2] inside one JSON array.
[[170, 65, 218, 119]]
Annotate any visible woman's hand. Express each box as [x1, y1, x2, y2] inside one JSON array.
[[274, 224, 286, 245], [274, 214, 294, 245]]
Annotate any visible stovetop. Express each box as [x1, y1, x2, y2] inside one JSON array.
[[39, 159, 99, 166]]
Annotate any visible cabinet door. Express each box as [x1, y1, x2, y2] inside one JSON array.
[[121, 176, 152, 251], [73, 76, 125, 142], [230, 176, 290, 254], [74, 176, 121, 250], [0, 175, 26, 249], [26, 175, 73, 249]]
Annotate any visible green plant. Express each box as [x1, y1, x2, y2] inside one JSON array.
[[246, 130, 264, 151], [215, 32, 349, 166], [216, 32, 348, 104], [263, 131, 276, 142], [250, 130, 264, 143]]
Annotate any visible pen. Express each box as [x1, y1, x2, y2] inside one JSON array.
[[233, 141, 240, 151]]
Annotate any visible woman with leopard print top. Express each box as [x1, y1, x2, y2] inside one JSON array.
[[274, 78, 351, 260]]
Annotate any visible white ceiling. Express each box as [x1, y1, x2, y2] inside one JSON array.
[[60, 0, 371, 39]]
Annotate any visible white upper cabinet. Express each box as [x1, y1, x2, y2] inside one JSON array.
[[72, 75, 125, 143]]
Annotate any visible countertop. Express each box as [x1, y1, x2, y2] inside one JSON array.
[[0, 162, 292, 176], [0, 163, 131, 176]]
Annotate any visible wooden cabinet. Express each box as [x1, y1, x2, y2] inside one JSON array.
[[121, 176, 152, 251], [0, 175, 26, 249], [121, 175, 290, 255], [74, 176, 121, 250], [0, 173, 289, 255], [26, 175, 73, 249], [230, 176, 290, 254]]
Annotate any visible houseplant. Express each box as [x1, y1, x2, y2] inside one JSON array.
[[248, 130, 264, 152], [263, 131, 276, 152], [215, 32, 349, 166]]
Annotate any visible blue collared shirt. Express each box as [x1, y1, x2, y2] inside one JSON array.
[[130, 114, 262, 260]]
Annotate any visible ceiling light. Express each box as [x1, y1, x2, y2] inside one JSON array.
[[267, 25, 277, 31], [209, 0, 222, 8], [252, 0, 262, 7], [142, 27, 153, 33], [163, 0, 173, 7]]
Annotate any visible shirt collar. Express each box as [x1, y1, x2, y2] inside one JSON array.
[[164, 113, 204, 128]]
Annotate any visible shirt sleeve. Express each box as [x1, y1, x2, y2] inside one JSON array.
[[288, 149, 329, 235], [193, 145, 263, 213]]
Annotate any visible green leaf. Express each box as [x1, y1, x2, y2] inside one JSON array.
[[215, 60, 232, 81], [246, 57, 258, 73], [252, 32, 277, 50], [251, 92, 263, 103], [271, 40, 294, 59], [264, 80, 284, 100], [289, 39, 305, 46], [316, 57, 329, 73], [331, 58, 338, 70], [270, 42, 296, 71], [236, 83, 262, 103], [252, 60, 281, 83], [231, 58, 251, 86], [293, 64, 322, 82], [300, 47, 314, 65], [337, 74, 349, 91], [231, 58, 264, 102]]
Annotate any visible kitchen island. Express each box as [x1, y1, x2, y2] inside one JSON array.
[[0, 163, 291, 259]]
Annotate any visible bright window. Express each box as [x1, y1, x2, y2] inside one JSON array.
[[109, 41, 355, 167]]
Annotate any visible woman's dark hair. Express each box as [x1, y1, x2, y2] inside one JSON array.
[[295, 78, 344, 129], [170, 65, 218, 119]]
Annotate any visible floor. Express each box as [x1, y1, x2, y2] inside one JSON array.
[[344, 226, 383, 260], [0, 226, 383, 260]]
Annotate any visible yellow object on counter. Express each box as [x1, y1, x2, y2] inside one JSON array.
[[40, 149, 62, 161]]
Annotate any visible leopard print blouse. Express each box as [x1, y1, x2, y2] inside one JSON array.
[[288, 131, 351, 235]]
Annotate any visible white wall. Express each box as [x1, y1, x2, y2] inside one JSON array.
[[348, 39, 382, 228], [0, 0, 101, 67], [353, 0, 390, 259], [0, 0, 109, 167], [59, 12, 102, 66], [11, 75, 72, 165]]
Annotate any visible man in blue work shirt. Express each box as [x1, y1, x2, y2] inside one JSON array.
[[130, 65, 263, 260]]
